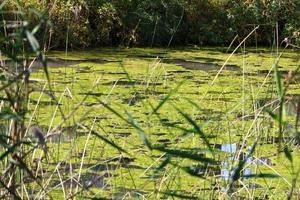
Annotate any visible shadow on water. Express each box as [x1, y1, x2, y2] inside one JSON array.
[[162, 59, 240, 71], [112, 187, 146, 199], [55, 156, 144, 172], [122, 95, 147, 106], [167, 70, 191, 74], [91, 162, 144, 172], [192, 56, 223, 63], [126, 52, 166, 59], [49, 156, 144, 189], [76, 66, 93, 73], [52, 172, 114, 189], [43, 58, 107, 68], [78, 92, 108, 97], [102, 79, 163, 87], [3, 58, 108, 71], [156, 139, 172, 146], [111, 132, 132, 137]]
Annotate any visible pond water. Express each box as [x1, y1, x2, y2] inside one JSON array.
[[219, 143, 272, 180], [2, 58, 108, 72], [25, 47, 300, 199], [162, 58, 240, 71]]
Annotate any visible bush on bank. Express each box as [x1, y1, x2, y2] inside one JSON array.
[[3, 0, 300, 49]]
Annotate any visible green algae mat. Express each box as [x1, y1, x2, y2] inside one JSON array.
[[20, 47, 300, 199]]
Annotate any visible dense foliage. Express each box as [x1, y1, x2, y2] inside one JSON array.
[[3, 0, 300, 48]]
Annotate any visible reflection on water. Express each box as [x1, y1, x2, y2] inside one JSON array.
[[220, 144, 247, 179], [219, 144, 272, 180], [221, 143, 238, 153]]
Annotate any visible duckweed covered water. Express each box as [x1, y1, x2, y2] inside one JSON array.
[[26, 47, 300, 199]]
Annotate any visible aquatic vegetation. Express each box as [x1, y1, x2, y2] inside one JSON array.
[[8, 46, 294, 199]]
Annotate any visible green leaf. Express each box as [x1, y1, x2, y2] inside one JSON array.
[[0, 72, 24, 91], [125, 110, 151, 148], [0, 74, 6, 81], [184, 98, 203, 111], [181, 165, 208, 179], [153, 146, 217, 164], [263, 107, 286, 125], [0, 140, 31, 161], [274, 61, 284, 99], [78, 124, 129, 155], [156, 155, 171, 171], [227, 141, 258, 194], [264, 108, 279, 121], [175, 106, 213, 152], [31, 24, 41, 35], [25, 30, 40, 52], [0, 147, 15, 161], [0, 107, 22, 121], [98, 101, 152, 148], [284, 145, 293, 163], [151, 81, 184, 115], [91, 131, 128, 154], [39, 53, 50, 83], [243, 173, 279, 179]]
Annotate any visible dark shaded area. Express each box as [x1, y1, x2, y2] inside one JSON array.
[[78, 92, 108, 97], [256, 95, 300, 117], [163, 59, 239, 71], [3, 1, 299, 48], [102, 79, 163, 87], [122, 95, 147, 106], [112, 187, 146, 199], [2, 58, 108, 72], [52, 172, 113, 189]]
